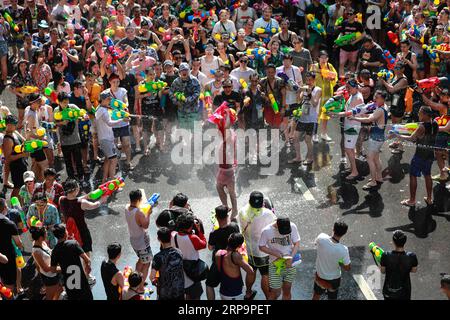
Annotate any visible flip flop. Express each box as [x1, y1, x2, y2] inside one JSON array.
[[401, 199, 416, 207], [345, 175, 358, 181], [303, 160, 313, 166], [244, 290, 257, 300], [424, 197, 433, 206], [362, 183, 378, 190]]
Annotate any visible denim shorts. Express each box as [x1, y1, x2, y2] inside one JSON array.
[[99, 139, 117, 159], [0, 40, 8, 57], [410, 155, 433, 177], [113, 125, 130, 138]]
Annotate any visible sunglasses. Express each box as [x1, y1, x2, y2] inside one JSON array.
[[223, 85, 232, 88]]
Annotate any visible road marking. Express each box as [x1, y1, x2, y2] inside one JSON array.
[[353, 274, 378, 300], [293, 177, 315, 201]]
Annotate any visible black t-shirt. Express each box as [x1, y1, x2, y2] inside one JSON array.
[[101, 260, 120, 301], [142, 92, 163, 117], [338, 21, 364, 52], [6, 209, 23, 235], [120, 74, 138, 113], [69, 95, 87, 110], [380, 251, 418, 300], [117, 36, 142, 51], [357, 43, 385, 73], [152, 247, 185, 300], [0, 215, 19, 262], [51, 239, 93, 300], [213, 91, 242, 110], [208, 222, 240, 259]]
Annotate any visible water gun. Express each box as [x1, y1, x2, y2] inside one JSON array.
[[344, 102, 377, 116], [239, 78, 248, 90], [29, 216, 43, 228], [204, 90, 213, 113], [321, 68, 337, 80], [273, 253, 302, 275], [335, 16, 344, 26], [383, 50, 396, 70], [138, 80, 167, 94], [435, 115, 450, 127], [110, 98, 127, 111], [334, 32, 362, 47], [18, 86, 39, 94], [246, 47, 271, 60], [11, 197, 28, 233], [109, 109, 129, 120], [243, 96, 251, 107], [387, 31, 399, 46], [188, 10, 214, 22], [87, 106, 97, 119], [368, 242, 384, 265], [389, 122, 419, 135], [0, 282, 13, 299], [68, 39, 76, 47], [158, 27, 172, 42], [377, 69, 394, 81], [103, 36, 120, 63], [105, 28, 115, 38], [334, 87, 350, 101], [88, 177, 125, 200], [174, 92, 186, 102], [3, 12, 19, 32], [277, 72, 299, 91], [54, 107, 86, 121], [255, 26, 281, 36], [409, 25, 424, 43], [435, 43, 450, 52], [36, 127, 46, 138], [12, 241, 25, 269], [268, 93, 279, 114], [280, 46, 293, 55], [78, 120, 91, 141], [423, 44, 440, 62], [416, 76, 447, 91], [179, 6, 192, 19], [323, 96, 345, 113], [0, 119, 5, 132], [14, 139, 48, 154], [44, 87, 58, 103], [140, 193, 160, 216], [306, 14, 326, 36], [228, 0, 240, 13], [41, 121, 57, 132], [292, 108, 303, 120]]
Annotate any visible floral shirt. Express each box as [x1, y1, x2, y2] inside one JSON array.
[[26, 203, 60, 248], [30, 63, 52, 91], [19, 185, 34, 214], [33, 182, 65, 210], [169, 75, 201, 113], [10, 72, 35, 108]]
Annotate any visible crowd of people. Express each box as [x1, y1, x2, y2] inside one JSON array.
[[0, 0, 449, 301]]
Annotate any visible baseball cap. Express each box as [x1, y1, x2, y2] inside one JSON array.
[[179, 62, 190, 72], [163, 60, 174, 67], [249, 191, 264, 209], [347, 79, 360, 88], [277, 216, 292, 235], [24, 171, 35, 183], [100, 91, 112, 101]]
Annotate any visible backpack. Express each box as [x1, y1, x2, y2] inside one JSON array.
[[66, 216, 83, 247]]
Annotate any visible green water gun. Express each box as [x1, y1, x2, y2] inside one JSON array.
[[0, 119, 5, 132], [369, 242, 385, 265], [14, 139, 48, 154], [54, 107, 86, 121], [174, 92, 186, 102], [138, 80, 168, 94], [334, 32, 362, 47], [109, 109, 130, 120], [323, 96, 345, 113]]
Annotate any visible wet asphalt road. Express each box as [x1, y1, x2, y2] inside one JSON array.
[[1, 87, 449, 301]]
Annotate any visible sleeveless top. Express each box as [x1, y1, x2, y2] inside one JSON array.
[[3, 133, 27, 169], [402, 52, 414, 85], [59, 197, 88, 232], [415, 121, 438, 160], [369, 106, 388, 141], [32, 243, 58, 278], [124, 206, 150, 251], [100, 260, 120, 300], [390, 76, 407, 109], [278, 31, 294, 48], [217, 250, 244, 297]]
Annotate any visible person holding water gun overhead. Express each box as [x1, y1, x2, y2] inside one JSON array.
[[252, 7, 280, 44], [304, 0, 328, 60], [0, 197, 25, 298], [405, 12, 428, 79], [310, 50, 337, 143], [259, 216, 300, 300]]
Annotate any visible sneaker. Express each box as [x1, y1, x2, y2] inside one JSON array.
[[357, 154, 366, 162], [88, 274, 96, 286], [340, 157, 347, 164], [321, 134, 332, 142], [120, 153, 127, 160], [312, 134, 319, 143], [135, 147, 142, 153]]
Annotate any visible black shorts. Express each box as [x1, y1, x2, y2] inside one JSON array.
[[41, 273, 62, 287], [295, 122, 315, 136], [205, 262, 220, 288], [79, 227, 93, 253], [10, 163, 27, 188], [314, 275, 341, 299], [390, 105, 405, 118], [185, 281, 203, 299], [113, 126, 130, 138], [0, 257, 17, 286], [248, 255, 269, 276], [30, 149, 47, 162]]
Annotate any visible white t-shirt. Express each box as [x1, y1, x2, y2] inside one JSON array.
[[315, 233, 350, 280], [253, 18, 279, 34], [276, 65, 303, 105], [238, 204, 276, 258], [200, 56, 222, 78], [51, 4, 71, 19], [95, 106, 115, 141], [212, 20, 237, 37], [191, 71, 209, 89], [344, 92, 365, 133], [230, 67, 255, 85], [259, 222, 300, 263], [105, 87, 128, 128]]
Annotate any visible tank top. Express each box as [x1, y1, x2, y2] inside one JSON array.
[[402, 52, 414, 85], [369, 106, 388, 141], [210, 81, 223, 97], [278, 31, 293, 48], [415, 121, 438, 160], [32, 244, 58, 278], [217, 250, 243, 297], [390, 76, 407, 108], [59, 197, 88, 232], [3, 133, 27, 170], [124, 206, 150, 251]]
